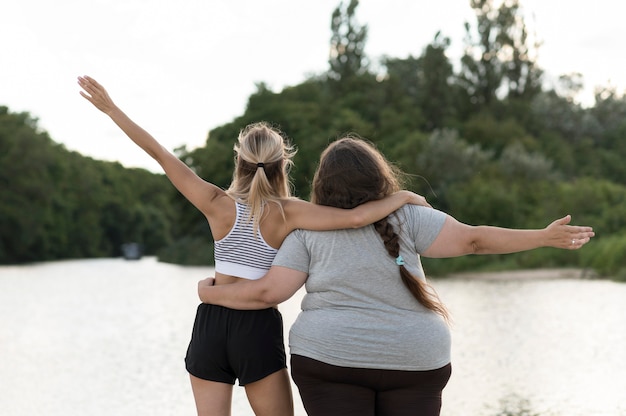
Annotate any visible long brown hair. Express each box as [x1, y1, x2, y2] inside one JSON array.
[[226, 122, 296, 234], [312, 136, 449, 321]]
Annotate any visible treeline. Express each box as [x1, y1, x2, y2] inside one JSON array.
[[0, 107, 176, 263], [2, 0, 626, 279]]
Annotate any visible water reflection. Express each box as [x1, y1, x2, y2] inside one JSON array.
[[1, 259, 625, 415], [488, 394, 543, 416], [438, 276, 626, 416]]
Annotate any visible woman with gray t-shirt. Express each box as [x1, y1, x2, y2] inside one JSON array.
[[198, 137, 594, 416]]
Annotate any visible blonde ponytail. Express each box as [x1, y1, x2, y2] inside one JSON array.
[[226, 122, 296, 235]]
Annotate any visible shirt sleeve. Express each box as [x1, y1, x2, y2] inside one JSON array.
[[407, 206, 447, 253], [271, 229, 311, 274]]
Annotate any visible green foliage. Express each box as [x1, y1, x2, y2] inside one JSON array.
[[462, 111, 535, 154], [3, 1, 626, 276], [498, 141, 557, 181], [157, 235, 214, 266], [408, 129, 493, 209], [580, 233, 626, 281], [535, 178, 626, 237], [383, 32, 456, 131], [0, 106, 175, 263], [329, 0, 368, 82], [459, 0, 542, 109]]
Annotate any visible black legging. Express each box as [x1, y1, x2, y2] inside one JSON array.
[[291, 355, 451, 416]]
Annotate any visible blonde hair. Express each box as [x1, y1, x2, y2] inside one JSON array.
[[226, 122, 296, 234]]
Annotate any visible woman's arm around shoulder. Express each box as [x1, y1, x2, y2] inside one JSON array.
[[282, 190, 431, 232], [422, 214, 595, 258], [198, 266, 307, 309], [77, 75, 221, 216]]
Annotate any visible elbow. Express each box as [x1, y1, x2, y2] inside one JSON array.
[[256, 284, 293, 307], [464, 227, 484, 254], [469, 240, 481, 255], [258, 288, 282, 307], [471, 240, 499, 255]]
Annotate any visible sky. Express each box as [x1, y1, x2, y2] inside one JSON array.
[[2, 0, 624, 172]]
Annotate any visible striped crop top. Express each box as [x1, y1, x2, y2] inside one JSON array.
[[213, 202, 278, 280]]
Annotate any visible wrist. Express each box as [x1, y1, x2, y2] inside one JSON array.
[[540, 228, 552, 247], [198, 286, 209, 303], [106, 105, 123, 118]]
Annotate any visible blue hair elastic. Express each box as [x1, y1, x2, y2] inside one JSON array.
[[395, 255, 405, 266]]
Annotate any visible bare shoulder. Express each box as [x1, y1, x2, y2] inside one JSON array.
[[280, 197, 307, 213], [265, 198, 300, 223], [205, 193, 237, 240], [259, 199, 300, 247], [279, 197, 316, 222]]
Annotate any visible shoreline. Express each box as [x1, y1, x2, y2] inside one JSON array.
[[445, 267, 595, 281]]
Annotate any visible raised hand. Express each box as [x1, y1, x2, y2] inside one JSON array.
[[77, 75, 117, 115]]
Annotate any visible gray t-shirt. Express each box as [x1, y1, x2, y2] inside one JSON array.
[[273, 205, 450, 371]]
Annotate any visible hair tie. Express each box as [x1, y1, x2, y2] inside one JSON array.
[[395, 255, 405, 266], [256, 162, 265, 168]]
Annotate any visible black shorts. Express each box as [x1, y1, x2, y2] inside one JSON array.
[[185, 303, 286, 386]]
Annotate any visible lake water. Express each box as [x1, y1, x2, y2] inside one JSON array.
[[1, 258, 625, 416]]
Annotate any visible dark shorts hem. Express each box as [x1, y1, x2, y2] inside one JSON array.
[[185, 303, 287, 386], [238, 364, 288, 386]]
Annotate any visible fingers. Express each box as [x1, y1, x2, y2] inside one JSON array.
[[78, 74, 96, 85], [77, 75, 116, 113], [77, 77, 94, 99], [551, 215, 595, 250], [77, 75, 104, 95], [77, 75, 98, 96], [409, 192, 432, 208], [570, 237, 589, 249], [554, 214, 571, 226], [198, 277, 216, 286], [568, 230, 595, 250]]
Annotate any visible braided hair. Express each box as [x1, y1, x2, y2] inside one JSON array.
[[373, 218, 449, 321]]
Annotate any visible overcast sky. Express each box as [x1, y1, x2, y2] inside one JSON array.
[[2, 0, 624, 172]]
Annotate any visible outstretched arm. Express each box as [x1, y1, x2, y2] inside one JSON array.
[[197, 266, 307, 309], [77, 75, 220, 215], [284, 190, 431, 231], [423, 214, 595, 258]]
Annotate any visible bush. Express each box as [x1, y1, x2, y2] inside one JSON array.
[[157, 236, 214, 266], [580, 233, 626, 281]]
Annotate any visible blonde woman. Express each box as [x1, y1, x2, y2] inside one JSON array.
[[78, 76, 429, 416]]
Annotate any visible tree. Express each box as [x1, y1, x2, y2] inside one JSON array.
[[411, 129, 493, 210], [0, 106, 176, 264], [418, 33, 457, 129], [328, 0, 368, 82], [458, 0, 542, 108], [384, 32, 456, 130]]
